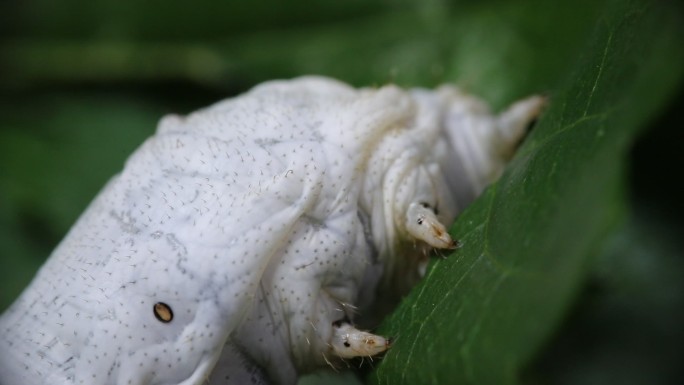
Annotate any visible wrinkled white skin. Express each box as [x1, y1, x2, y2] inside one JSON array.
[[0, 77, 544, 385]]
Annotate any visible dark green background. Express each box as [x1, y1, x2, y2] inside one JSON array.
[[0, 1, 682, 384]]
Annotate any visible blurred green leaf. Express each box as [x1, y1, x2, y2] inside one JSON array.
[[0, 1, 601, 99], [525, 206, 684, 385]]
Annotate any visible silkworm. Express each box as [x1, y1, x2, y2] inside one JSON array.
[[0, 76, 544, 385]]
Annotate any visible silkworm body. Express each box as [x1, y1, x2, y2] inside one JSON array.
[[0, 77, 544, 384]]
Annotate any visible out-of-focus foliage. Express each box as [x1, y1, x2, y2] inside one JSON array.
[[0, 1, 682, 384]]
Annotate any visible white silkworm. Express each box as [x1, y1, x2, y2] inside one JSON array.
[[0, 76, 544, 385]]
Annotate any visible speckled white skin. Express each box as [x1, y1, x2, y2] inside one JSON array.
[[0, 76, 544, 385]]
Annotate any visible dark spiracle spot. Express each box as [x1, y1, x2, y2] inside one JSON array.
[[153, 302, 173, 323]]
